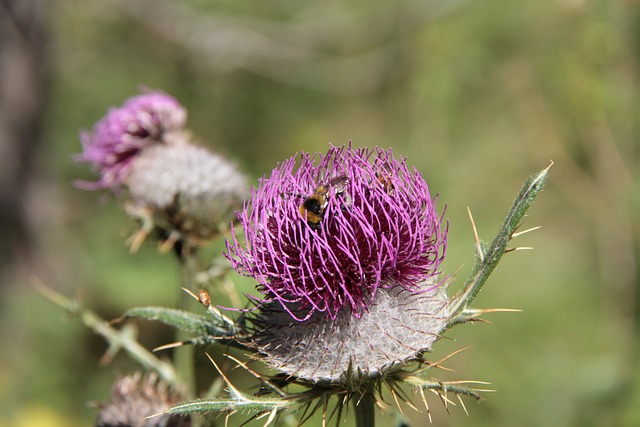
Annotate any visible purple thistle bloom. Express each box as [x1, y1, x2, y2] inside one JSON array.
[[227, 145, 447, 321], [77, 92, 187, 190]]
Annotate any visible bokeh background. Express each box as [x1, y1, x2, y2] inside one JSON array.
[[1, 0, 639, 426]]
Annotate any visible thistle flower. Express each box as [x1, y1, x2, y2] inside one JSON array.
[[95, 372, 190, 427], [78, 92, 187, 190], [226, 145, 448, 381], [77, 92, 249, 249], [89, 153, 549, 425]]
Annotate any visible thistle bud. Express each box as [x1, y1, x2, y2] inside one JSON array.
[[95, 372, 189, 427]]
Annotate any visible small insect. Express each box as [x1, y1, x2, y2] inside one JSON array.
[[299, 175, 351, 229], [375, 171, 394, 194], [198, 289, 211, 308]]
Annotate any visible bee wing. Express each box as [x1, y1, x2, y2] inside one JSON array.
[[326, 175, 352, 208], [327, 176, 350, 193]]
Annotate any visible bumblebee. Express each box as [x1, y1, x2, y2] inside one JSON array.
[[299, 175, 350, 229]]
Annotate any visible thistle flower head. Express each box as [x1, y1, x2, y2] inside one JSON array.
[[227, 145, 447, 321], [78, 92, 187, 190], [226, 144, 449, 381]]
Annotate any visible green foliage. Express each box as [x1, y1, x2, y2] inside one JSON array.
[[101, 167, 546, 426], [448, 163, 551, 318], [123, 306, 235, 338], [5, 0, 638, 426]]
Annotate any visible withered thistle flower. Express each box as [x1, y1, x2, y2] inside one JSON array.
[[226, 145, 449, 381], [77, 92, 249, 249], [77, 92, 187, 191], [124, 133, 249, 247], [95, 372, 190, 427]]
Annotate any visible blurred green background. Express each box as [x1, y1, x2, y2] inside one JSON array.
[[1, 0, 639, 425]]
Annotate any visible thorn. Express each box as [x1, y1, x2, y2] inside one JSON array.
[[224, 354, 286, 397], [205, 353, 242, 397], [435, 389, 456, 407], [545, 159, 554, 171], [428, 347, 471, 371], [404, 398, 420, 413], [154, 341, 186, 352], [471, 388, 496, 393], [158, 231, 180, 253], [263, 408, 278, 427], [465, 308, 523, 316], [128, 229, 149, 253], [467, 207, 483, 262], [321, 398, 327, 427], [505, 246, 534, 253], [457, 394, 469, 416], [417, 388, 432, 423], [182, 287, 199, 300], [449, 305, 521, 327], [511, 226, 541, 238], [145, 411, 163, 421], [445, 380, 492, 386], [447, 265, 464, 288], [469, 317, 494, 325], [460, 307, 522, 324], [480, 308, 522, 314], [299, 402, 319, 423], [431, 389, 451, 414], [390, 388, 404, 415]]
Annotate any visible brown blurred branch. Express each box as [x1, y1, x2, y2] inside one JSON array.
[[110, 0, 469, 94]]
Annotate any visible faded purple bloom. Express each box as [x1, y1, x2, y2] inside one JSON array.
[[227, 145, 447, 321], [77, 92, 187, 190]]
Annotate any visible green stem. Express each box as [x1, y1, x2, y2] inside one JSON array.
[[354, 392, 375, 427], [174, 249, 203, 427], [175, 251, 199, 397], [448, 163, 551, 318], [35, 281, 179, 387]]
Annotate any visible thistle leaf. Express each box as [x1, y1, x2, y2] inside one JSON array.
[[164, 394, 291, 415], [448, 162, 551, 317], [123, 306, 234, 338], [403, 376, 490, 402]]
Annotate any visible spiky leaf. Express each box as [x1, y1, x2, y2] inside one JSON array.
[[448, 163, 551, 317], [164, 394, 291, 415], [123, 306, 233, 337]]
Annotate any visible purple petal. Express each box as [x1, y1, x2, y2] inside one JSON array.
[[226, 145, 447, 321]]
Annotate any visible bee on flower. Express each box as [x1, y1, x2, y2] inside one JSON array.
[[226, 145, 449, 381]]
